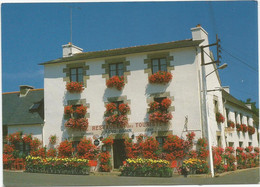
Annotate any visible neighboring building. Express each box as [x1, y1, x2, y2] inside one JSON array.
[[2, 86, 44, 142]]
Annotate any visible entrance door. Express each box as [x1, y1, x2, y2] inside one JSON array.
[[113, 139, 126, 169]]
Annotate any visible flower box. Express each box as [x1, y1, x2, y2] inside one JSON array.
[[66, 82, 84, 93], [149, 111, 172, 123], [216, 112, 225, 123], [105, 114, 128, 127], [106, 76, 125, 90], [248, 126, 255, 135], [65, 118, 89, 131], [148, 71, 172, 84]]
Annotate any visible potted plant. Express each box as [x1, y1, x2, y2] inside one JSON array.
[[106, 76, 125, 90], [148, 71, 173, 84], [66, 81, 84, 93]]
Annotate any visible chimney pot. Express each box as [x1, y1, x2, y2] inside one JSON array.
[[20, 85, 34, 97]]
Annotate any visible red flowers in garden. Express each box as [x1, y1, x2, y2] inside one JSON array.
[[102, 137, 114, 146], [76, 138, 99, 160], [66, 81, 84, 93], [57, 140, 74, 158], [106, 76, 125, 90], [99, 151, 112, 172], [148, 71, 173, 84], [216, 112, 225, 123], [23, 134, 32, 144]]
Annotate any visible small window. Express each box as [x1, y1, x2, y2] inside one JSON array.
[[228, 142, 234, 148], [225, 108, 229, 121], [214, 100, 219, 113], [235, 112, 238, 124], [109, 63, 124, 78], [156, 136, 166, 148], [70, 67, 83, 82], [247, 116, 250, 125], [152, 58, 167, 74], [240, 113, 243, 124], [239, 141, 243, 147], [29, 102, 41, 111], [248, 142, 252, 147], [217, 135, 222, 147]]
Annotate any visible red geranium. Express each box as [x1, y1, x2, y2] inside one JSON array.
[[118, 103, 130, 115], [6, 132, 23, 144], [245, 146, 253, 153], [140, 137, 159, 159], [105, 103, 117, 115], [248, 126, 255, 135], [197, 138, 208, 148], [64, 105, 73, 115], [46, 148, 57, 157], [105, 114, 128, 127], [227, 120, 235, 128], [75, 105, 87, 117], [225, 147, 234, 154], [30, 138, 41, 150], [76, 138, 99, 160], [102, 137, 114, 146], [57, 140, 74, 158], [65, 118, 88, 131], [236, 124, 243, 132], [99, 151, 111, 172], [3, 144, 15, 154], [216, 112, 225, 123], [106, 76, 125, 90], [242, 124, 248, 132], [66, 81, 84, 93], [236, 147, 244, 153], [148, 71, 173, 84], [160, 98, 172, 110], [23, 134, 32, 144], [149, 111, 172, 123], [254, 147, 259, 153]]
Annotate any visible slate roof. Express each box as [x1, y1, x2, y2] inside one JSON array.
[[222, 90, 252, 113], [40, 39, 203, 65], [2, 89, 44, 126]]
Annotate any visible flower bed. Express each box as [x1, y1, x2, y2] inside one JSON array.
[[148, 71, 173, 84], [25, 156, 90, 175], [106, 76, 125, 90], [66, 82, 84, 93], [180, 158, 208, 175], [216, 112, 225, 123], [120, 158, 172, 177], [99, 151, 112, 172]]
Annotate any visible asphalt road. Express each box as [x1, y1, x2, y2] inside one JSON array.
[[3, 167, 260, 186]]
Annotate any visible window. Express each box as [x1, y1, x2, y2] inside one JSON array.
[[154, 97, 167, 103], [239, 141, 243, 147], [235, 112, 238, 124], [156, 136, 166, 148], [228, 142, 234, 148], [247, 116, 250, 125], [29, 102, 41, 112], [70, 67, 83, 82], [225, 108, 229, 121], [151, 58, 167, 74], [240, 113, 243, 124], [217, 136, 222, 147], [214, 100, 219, 113], [109, 63, 124, 78], [248, 142, 252, 147]]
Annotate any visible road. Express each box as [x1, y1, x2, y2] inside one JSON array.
[[3, 167, 259, 186]]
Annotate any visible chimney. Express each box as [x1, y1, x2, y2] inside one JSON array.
[[222, 86, 230, 93], [191, 24, 209, 46], [20, 85, 34, 97], [62, 42, 83, 58], [246, 104, 252, 109]]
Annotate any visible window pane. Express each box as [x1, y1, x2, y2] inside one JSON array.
[[110, 64, 116, 71], [78, 68, 83, 74], [160, 64, 167, 72], [160, 58, 166, 65], [71, 75, 77, 82], [70, 68, 77, 75], [78, 75, 83, 83], [110, 70, 117, 77], [118, 63, 123, 70]]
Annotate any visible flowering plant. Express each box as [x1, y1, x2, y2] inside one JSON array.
[[149, 111, 172, 123], [140, 137, 159, 159], [225, 147, 234, 154], [163, 135, 186, 161], [245, 146, 253, 153], [180, 158, 208, 174], [102, 137, 114, 146], [160, 98, 172, 110], [254, 147, 259, 153], [248, 126, 255, 135], [216, 112, 225, 123], [49, 135, 57, 145], [106, 76, 125, 90], [236, 124, 243, 132], [105, 114, 128, 127], [227, 120, 235, 128], [236, 147, 244, 153], [64, 105, 73, 116], [30, 138, 41, 151], [57, 140, 74, 158], [148, 71, 172, 84], [76, 138, 100, 160], [105, 103, 117, 115], [197, 138, 208, 148], [4, 144, 15, 154], [65, 118, 89, 131], [75, 105, 87, 117], [99, 151, 111, 172], [6, 132, 23, 143], [66, 81, 84, 93], [149, 98, 172, 113], [23, 134, 32, 144], [120, 158, 172, 177], [30, 147, 46, 158], [46, 148, 57, 157], [188, 150, 198, 158], [118, 103, 130, 115], [242, 124, 248, 133]]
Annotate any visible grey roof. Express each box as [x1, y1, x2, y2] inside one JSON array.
[[222, 90, 252, 113], [2, 89, 44, 126], [40, 39, 204, 65]]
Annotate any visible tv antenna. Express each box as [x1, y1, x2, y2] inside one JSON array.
[[62, 4, 81, 44]]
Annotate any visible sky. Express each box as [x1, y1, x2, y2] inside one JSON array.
[[1, 1, 259, 106]]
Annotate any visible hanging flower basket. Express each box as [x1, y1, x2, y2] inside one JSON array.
[[118, 103, 130, 115], [227, 120, 235, 128], [236, 124, 243, 132], [248, 126, 256, 135], [66, 82, 84, 93], [106, 76, 125, 90], [216, 112, 225, 123], [148, 71, 172, 84], [65, 118, 89, 131], [241, 124, 248, 133]]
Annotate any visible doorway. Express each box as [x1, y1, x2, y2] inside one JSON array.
[[113, 139, 126, 169]]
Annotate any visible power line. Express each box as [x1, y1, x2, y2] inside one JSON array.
[[221, 47, 258, 73]]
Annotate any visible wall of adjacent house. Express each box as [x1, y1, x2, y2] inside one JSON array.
[[43, 46, 203, 147], [8, 124, 43, 141], [223, 102, 258, 148]]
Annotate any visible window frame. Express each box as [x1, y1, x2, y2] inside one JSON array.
[[70, 67, 83, 83], [151, 58, 167, 74], [109, 62, 124, 78]]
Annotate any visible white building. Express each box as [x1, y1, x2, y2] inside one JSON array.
[[38, 25, 258, 168]]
